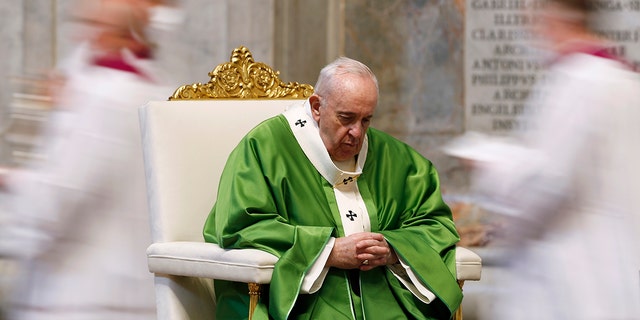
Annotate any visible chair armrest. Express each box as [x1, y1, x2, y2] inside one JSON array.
[[455, 246, 482, 281], [147, 242, 278, 284], [147, 242, 481, 283]]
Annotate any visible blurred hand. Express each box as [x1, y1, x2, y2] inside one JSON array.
[[327, 232, 398, 271]]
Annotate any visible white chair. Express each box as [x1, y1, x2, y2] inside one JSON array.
[[139, 46, 481, 320]]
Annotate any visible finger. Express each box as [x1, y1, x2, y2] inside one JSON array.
[[356, 250, 389, 263], [364, 232, 385, 241], [351, 232, 384, 241], [356, 253, 376, 261], [359, 257, 387, 271], [356, 244, 390, 256], [355, 238, 386, 250], [370, 256, 387, 265]]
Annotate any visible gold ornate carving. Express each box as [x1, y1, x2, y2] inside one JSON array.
[[169, 46, 314, 100], [248, 282, 261, 320]]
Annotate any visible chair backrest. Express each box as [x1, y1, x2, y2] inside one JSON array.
[[140, 46, 313, 243]]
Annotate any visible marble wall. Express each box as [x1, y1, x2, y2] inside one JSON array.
[[1, 1, 469, 194], [342, 0, 468, 194]]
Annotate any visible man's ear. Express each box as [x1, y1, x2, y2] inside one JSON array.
[[309, 95, 321, 120]]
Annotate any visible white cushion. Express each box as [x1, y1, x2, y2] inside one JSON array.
[[455, 246, 482, 281], [147, 242, 278, 284]]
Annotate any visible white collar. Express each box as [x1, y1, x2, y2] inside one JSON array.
[[283, 100, 368, 187]]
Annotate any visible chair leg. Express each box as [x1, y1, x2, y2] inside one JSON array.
[[248, 283, 261, 320], [453, 280, 465, 320]]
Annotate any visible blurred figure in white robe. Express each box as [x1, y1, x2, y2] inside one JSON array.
[[444, 0, 640, 318], [0, 1, 180, 319]]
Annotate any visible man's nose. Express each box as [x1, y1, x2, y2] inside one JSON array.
[[349, 122, 364, 138]]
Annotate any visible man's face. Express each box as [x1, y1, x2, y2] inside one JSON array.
[[311, 75, 378, 162]]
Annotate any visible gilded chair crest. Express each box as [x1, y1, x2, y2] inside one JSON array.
[[169, 46, 313, 100]]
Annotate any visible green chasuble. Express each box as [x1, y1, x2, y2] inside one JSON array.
[[203, 101, 462, 319]]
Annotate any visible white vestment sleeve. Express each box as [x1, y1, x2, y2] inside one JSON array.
[[387, 256, 436, 304], [300, 237, 335, 294]]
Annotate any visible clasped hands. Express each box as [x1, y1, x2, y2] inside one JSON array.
[[327, 232, 398, 271]]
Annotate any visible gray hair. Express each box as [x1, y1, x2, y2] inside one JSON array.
[[313, 57, 379, 97]]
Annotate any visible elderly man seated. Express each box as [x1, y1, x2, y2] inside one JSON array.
[[204, 57, 461, 319]]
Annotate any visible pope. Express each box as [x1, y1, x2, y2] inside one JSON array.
[[204, 57, 462, 319]]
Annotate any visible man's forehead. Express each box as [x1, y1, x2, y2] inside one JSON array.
[[332, 105, 375, 118]]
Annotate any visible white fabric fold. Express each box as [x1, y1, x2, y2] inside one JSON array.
[[300, 238, 335, 294]]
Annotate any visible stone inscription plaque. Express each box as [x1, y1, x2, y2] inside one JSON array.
[[464, 0, 640, 134]]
